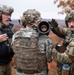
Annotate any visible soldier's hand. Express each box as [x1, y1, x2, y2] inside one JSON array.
[[50, 19, 58, 28], [0, 34, 8, 42]]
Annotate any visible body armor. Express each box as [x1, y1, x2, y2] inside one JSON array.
[[12, 27, 49, 74]]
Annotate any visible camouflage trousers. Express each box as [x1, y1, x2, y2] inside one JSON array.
[[16, 70, 48, 75], [0, 63, 11, 75]]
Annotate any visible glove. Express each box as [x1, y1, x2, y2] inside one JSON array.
[[50, 19, 58, 28], [56, 44, 66, 53]]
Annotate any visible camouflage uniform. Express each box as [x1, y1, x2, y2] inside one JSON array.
[[50, 10, 74, 75], [51, 26, 74, 75], [12, 9, 53, 75]]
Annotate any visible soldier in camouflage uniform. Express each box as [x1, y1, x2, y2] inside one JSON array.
[[49, 10, 74, 75], [0, 5, 14, 75], [12, 9, 53, 75]]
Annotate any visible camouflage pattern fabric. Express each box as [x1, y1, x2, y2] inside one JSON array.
[[16, 70, 47, 75], [2, 5, 14, 15], [57, 52, 69, 63], [20, 9, 42, 27], [12, 27, 53, 75], [50, 18, 74, 75], [65, 10, 74, 27], [51, 27, 74, 75], [65, 10, 74, 22], [50, 10, 74, 75], [51, 25, 74, 64], [38, 34, 53, 62]]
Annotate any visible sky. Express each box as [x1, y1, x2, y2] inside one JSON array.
[[0, 0, 66, 20]]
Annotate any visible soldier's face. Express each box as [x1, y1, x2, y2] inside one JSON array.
[[68, 20, 74, 30], [2, 13, 11, 26]]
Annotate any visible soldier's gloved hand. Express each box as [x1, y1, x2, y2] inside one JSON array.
[[50, 19, 58, 28]]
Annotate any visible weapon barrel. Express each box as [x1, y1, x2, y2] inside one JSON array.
[[38, 21, 50, 35]]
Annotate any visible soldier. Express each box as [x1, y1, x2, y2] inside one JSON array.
[[49, 10, 74, 75], [12, 9, 53, 75], [0, 5, 14, 75]]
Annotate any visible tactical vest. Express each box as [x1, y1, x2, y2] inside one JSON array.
[[13, 28, 47, 74]]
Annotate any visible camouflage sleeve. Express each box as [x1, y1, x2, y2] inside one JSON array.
[[38, 35, 53, 62], [52, 25, 69, 38], [45, 38, 53, 62], [57, 52, 69, 63]]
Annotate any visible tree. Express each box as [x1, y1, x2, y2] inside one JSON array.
[[54, 0, 74, 14]]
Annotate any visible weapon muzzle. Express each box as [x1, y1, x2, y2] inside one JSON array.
[[38, 21, 50, 35]]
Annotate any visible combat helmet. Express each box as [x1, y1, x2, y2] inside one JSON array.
[[2, 5, 14, 15], [65, 10, 74, 27], [20, 9, 42, 27]]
